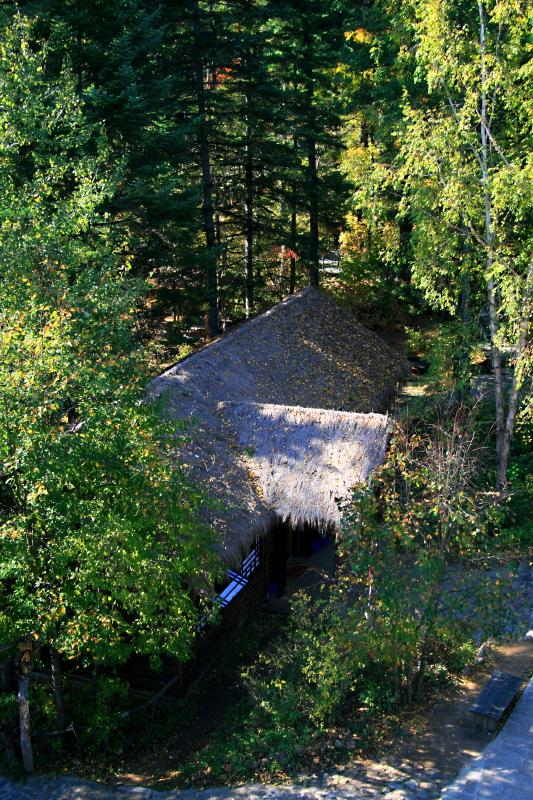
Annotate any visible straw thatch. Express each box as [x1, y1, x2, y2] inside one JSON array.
[[151, 288, 404, 566], [220, 403, 390, 531]]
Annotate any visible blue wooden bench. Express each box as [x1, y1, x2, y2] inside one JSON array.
[[470, 670, 522, 731]]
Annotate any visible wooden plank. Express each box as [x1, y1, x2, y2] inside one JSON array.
[[470, 670, 522, 721]]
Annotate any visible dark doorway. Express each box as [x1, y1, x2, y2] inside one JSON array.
[[268, 521, 290, 596], [267, 519, 331, 597]]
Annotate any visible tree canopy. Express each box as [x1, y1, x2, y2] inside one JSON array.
[[0, 0, 530, 776], [0, 14, 219, 667]]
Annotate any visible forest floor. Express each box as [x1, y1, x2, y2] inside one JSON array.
[[3, 638, 531, 800], [101, 639, 532, 794]]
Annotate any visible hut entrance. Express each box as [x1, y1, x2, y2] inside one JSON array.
[[268, 521, 290, 596], [267, 518, 333, 598]]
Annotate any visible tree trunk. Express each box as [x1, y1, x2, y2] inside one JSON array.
[[289, 207, 297, 294], [478, 0, 505, 486], [456, 264, 472, 396], [191, 0, 218, 337], [17, 640, 34, 773], [244, 80, 254, 317], [414, 631, 429, 700], [303, 31, 319, 288], [50, 648, 66, 734], [405, 666, 413, 706], [459, 257, 471, 326], [306, 138, 319, 287], [498, 259, 533, 487], [393, 659, 400, 693], [289, 135, 298, 295]]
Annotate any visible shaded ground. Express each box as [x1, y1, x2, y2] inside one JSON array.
[[2, 641, 530, 800], [374, 640, 533, 785], [98, 640, 532, 794]]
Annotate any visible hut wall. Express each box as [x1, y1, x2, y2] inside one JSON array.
[[115, 521, 330, 696], [117, 538, 269, 697]]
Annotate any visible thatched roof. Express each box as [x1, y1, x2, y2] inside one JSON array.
[[221, 403, 390, 531], [151, 288, 404, 566]]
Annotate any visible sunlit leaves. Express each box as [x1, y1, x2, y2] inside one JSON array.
[[0, 17, 220, 668], [396, 0, 531, 326]]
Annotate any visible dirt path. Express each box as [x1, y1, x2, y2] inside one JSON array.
[[372, 641, 533, 784], [109, 640, 532, 797]]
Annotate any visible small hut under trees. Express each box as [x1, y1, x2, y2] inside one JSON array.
[[151, 288, 404, 679]]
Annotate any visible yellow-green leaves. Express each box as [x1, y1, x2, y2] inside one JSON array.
[[0, 16, 220, 666]]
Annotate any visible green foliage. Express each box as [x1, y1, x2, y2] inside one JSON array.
[[497, 419, 533, 546], [337, 2, 423, 322], [9, 0, 353, 328], [244, 592, 354, 732], [424, 322, 477, 394], [396, 0, 531, 332], [319, 412, 505, 700], [67, 676, 130, 754], [0, 17, 219, 674], [0, 0, 529, 777], [326, 269, 412, 329], [404, 326, 429, 357], [0, 673, 132, 765], [0, 692, 17, 729], [178, 409, 513, 786]]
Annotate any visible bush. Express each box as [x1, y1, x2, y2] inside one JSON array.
[[425, 321, 478, 394], [176, 409, 516, 787], [66, 676, 130, 755], [244, 409, 509, 734], [325, 276, 413, 330], [498, 417, 533, 546], [244, 592, 358, 732]]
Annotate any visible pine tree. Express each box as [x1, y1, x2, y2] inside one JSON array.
[[266, 0, 348, 288]]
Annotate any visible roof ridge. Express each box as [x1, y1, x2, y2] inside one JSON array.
[[157, 287, 319, 379], [219, 400, 389, 422]]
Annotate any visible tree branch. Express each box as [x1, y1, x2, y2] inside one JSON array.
[[478, 113, 511, 167]]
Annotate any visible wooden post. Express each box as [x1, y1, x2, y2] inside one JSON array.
[[50, 647, 66, 734], [17, 638, 34, 773]]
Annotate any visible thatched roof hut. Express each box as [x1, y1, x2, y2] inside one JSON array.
[[151, 288, 404, 566]]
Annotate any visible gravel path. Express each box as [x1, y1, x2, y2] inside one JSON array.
[[0, 760, 449, 800]]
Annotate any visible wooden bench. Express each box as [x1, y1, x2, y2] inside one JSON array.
[[470, 670, 522, 731]]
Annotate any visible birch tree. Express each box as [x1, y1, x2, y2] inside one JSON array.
[[397, 0, 532, 489]]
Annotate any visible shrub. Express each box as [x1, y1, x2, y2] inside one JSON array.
[[243, 407, 510, 740]]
